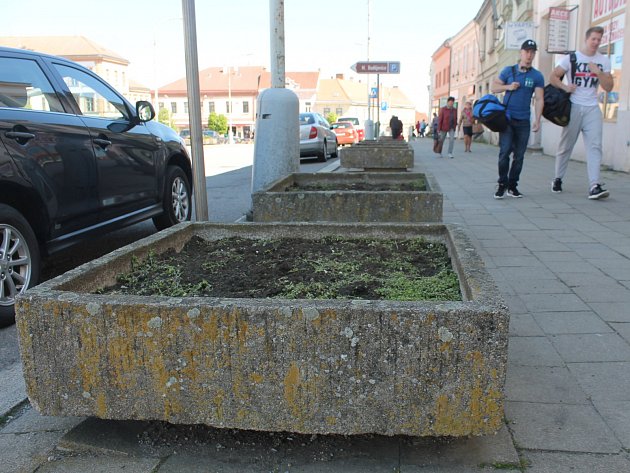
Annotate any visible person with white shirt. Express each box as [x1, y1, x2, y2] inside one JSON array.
[[549, 26, 614, 200]]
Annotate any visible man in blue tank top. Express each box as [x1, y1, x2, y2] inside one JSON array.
[[491, 39, 544, 199]]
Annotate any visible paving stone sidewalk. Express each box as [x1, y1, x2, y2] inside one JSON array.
[[1, 137, 629, 472]]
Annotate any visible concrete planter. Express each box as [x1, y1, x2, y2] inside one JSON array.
[[16, 222, 508, 437], [252, 172, 443, 223], [340, 141, 414, 170]]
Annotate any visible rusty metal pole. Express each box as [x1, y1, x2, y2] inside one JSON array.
[[181, 0, 208, 221]]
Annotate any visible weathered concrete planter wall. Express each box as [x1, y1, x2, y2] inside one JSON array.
[[340, 140, 414, 170], [252, 172, 443, 223], [16, 222, 508, 437]]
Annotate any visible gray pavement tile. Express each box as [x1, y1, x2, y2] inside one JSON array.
[[0, 362, 26, 418], [505, 365, 589, 404], [490, 255, 547, 268], [564, 243, 622, 259], [550, 334, 630, 363], [592, 400, 630, 449], [482, 247, 532, 257], [505, 401, 621, 453], [611, 322, 630, 344], [571, 283, 630, 303], [568, 362, 630, 402], [553, 222, 599, 237], [476, 237, 525, 249], [399, 425, 518, 470], [37, 455, 160, 473], [531, 250, 578, 261], [530, 217, 570, 230], [509, 314, 544, 337], [507, 337, 564, 367], [588, 302, 630, 322], [493, 266, 558, 281], [525, 451, 630, 473], [542, 259, 602, 274], [0, 431, 65, 473], [158, 454, 282, 473], [556, 271, 616, 287], [504, 296, 529, 315], [520, 293, 591, 313], [507, 278, 571, 295], [1, 405, 84, 434], [533, 311, 614, 335]]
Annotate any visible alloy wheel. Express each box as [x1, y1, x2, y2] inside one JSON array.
[[0, 224, 32, 306], [171, 176, 190, 223]]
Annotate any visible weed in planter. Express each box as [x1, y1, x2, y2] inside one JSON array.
[[99, 236, 461, 301]]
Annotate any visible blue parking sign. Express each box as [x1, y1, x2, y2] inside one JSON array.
[[381, 101, 388, 111]]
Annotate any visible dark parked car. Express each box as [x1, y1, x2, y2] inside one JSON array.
[[0, 47, 194, 326]]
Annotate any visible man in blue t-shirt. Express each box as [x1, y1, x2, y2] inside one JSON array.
[[491, 39, 544, 199]]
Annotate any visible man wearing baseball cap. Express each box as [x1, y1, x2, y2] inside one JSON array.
[[491, 39, 544, 199]]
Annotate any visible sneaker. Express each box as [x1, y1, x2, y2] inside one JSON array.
[[448, 153, 454, 159], [494, 184, 507, 199], [552, 178, 563, 193], [507, 187, 524, 198], [588, 184, 609, 200]]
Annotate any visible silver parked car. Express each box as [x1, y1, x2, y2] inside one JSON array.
[[299, 112, 338, 162]]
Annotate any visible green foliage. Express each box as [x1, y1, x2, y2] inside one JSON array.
[[376, 270, 460, 301], [208, 112, 228, 134], [157, 107, 175, 130], [325, 112, 337, 125]]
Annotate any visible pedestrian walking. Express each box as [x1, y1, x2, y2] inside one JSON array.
[[492, 39, 544, 199], [458, 101, 474, 152], [389, 115, 403, 140], [438, 97, 457, 158], [420, 119, 427, 137], [431, 113, 442, 155], [549, 26, 613, 200]]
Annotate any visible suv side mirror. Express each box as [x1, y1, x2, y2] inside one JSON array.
[[136, 101, 155, 122]]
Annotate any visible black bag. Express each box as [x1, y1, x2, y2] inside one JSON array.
[[543, 53, 577, 127]]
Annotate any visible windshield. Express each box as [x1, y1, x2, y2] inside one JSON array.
[[332, 123, 350, 129], [338, 117, 359, 125]]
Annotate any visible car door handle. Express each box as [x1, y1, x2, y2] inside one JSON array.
[[5, 131, 36, 142], [93, 138, 112, 148]]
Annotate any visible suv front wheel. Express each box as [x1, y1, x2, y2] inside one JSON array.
[[0, 204, 40, 327], [153, 166, 192, 231]]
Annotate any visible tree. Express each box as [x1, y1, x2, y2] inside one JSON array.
[[208, 112, 228, 134], [157, 107, 175, 130], [325, 112, 337, 125]]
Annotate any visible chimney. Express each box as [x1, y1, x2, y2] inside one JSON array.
[[336, 73, 344, 80]]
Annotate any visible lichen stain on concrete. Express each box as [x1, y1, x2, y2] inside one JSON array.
[[284, 362, 301, 418]]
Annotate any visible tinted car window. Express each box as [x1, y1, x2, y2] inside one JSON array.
[[53, 63, 128, 120], [0, 57, 63, 112], [299, 113, 315, 125]]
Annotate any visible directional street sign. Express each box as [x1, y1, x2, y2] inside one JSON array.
[[351, 61, 401, 74]]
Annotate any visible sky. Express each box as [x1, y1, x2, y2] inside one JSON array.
[[1, 0, 484, 113]]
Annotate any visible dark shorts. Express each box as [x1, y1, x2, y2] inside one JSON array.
[[463, 126, 473, 137]]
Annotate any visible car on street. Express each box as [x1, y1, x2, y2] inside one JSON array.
[[0, 46, 194, 327], [299, 112, 338, 162], [337, 116, 364, 141], [331, 121, 359, 145]]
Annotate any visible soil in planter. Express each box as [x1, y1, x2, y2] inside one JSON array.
[[99, 236, 461, 301], [284, 180, 426, 192]]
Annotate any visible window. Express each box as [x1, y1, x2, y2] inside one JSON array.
[[54, 63, 127, 119], [323, 107, 330, 115], [0, 57, 63, 112], [336, 108, 343, 115], [158, 101, 164, 110], [305, 101, 311, 112], [184, 102, 189, 114], [594, 16, 623, 120], [171, 102, 177, 114], [209, 101, 215, 113], [242, 101, 249, 113], [226, 101, 231, 113]]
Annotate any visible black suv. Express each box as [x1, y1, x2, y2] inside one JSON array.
[[0, 47, 194, 326]]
